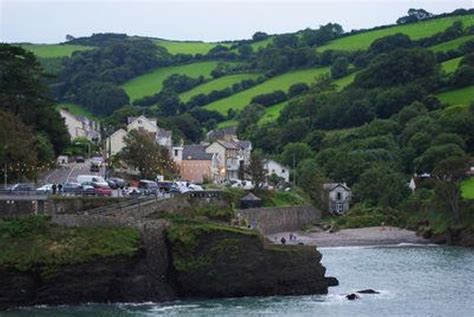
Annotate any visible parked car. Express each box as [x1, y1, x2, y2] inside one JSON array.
[[9, 183, 34, 194], [77, 175, 108, 187], [91, 156, 103, 166], [106, 179, 118, 189], [62, 182, 82, 194], [188, 184, 204, 191], [90, 163, 100, 172], [75, 156, 85, 163], [36, 184, 53, 194], [109, 177, 126, 189], [124, 186, 142, 196], [157, 181, 173, 193], [81, 182, 112, 196], [138, 180, 159, 195], [81, 183, 96, 196]]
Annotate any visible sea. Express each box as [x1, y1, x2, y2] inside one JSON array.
[[2, 245, 473, 317]]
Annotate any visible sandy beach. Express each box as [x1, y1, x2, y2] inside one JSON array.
[[267, 226, 431, 247]]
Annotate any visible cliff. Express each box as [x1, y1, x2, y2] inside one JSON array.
[[0, 216, 335, 310]]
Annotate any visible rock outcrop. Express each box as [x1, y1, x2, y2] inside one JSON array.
[[0, 220, 336, 310]]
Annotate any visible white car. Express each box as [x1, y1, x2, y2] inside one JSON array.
[[188, 184, 204, 191], [36, 184, 53, 194]]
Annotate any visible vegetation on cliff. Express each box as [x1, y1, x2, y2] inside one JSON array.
[[0, 216, 140, 276]]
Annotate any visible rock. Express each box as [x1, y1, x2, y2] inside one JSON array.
[[326, 276, 339, 287], [346, 293, 359, 300], [357, 289, 379, 294]]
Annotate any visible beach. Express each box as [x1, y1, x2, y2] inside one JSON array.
[[267, 226, 431, 247]]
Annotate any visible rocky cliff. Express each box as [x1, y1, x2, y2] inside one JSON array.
[[0, 218, 336, 310]]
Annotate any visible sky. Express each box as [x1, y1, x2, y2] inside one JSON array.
[[1, 0, 472, 43]]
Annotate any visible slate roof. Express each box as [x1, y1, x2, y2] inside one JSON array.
[[240, 192, 261, 201], [183, 145, 213, 160], [323, 183, 351, 192]]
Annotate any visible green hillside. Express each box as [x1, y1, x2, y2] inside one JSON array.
[[154, 39, 227, 55], [438, 85, 474, 106], [20, 43, 94, 58], [204, 66, 330, 114], [250, 37, 273, 51], [122, 61, 225, 101], [461, 177, 474, 199], [429, 35, 474, 52], [441, 57, 463, 72], [258, 71, 358, 125], [317, 15, 474, 52], [180, 73, 261, 102]]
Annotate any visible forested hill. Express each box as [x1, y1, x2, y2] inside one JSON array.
[[10, 8, 474, 153]]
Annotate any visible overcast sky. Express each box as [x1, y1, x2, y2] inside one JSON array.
[[1, 0, 472, 43]]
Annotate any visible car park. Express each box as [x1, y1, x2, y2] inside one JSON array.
[[81, 182, 112, 196]]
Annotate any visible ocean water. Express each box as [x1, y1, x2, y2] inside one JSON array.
[[2, 245, 473, 317]]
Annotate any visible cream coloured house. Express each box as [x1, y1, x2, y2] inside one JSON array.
[[126, 116, 158, 133], [106, 129, 127, 156], [60, 109, 100, 141], [264, 159, 290, 183]]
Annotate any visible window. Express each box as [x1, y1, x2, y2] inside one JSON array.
[[137, 119, 142, 124], [282, 169, 285, 173], [272, 169, 275, 173], [174, 149, 178, 156], [337, 192, 342, 200]]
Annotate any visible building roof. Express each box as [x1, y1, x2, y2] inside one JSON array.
[[157, 129, 172, 138], [240, 192, 261, 201], [236, 140, 252, 150], [216, 140, 240, 150], [323, 183, 351, 192], [183, 145, 213, 160], [206, 127, 237, 140], [126, 115, 157, 126]]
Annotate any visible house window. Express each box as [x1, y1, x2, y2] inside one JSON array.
[[138, 119, 142, 124], [337, 192, 342, 200], [336, 203, 344, 214], [174, 149, 178, 157], [282, 169, 285, 173], [272, 169, 275, 173]]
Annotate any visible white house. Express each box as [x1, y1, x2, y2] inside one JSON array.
[[126, 116, 158, 134], [106, 129, 127, 156], [264, 159, 290, 183], [59, 109, 100, 141]]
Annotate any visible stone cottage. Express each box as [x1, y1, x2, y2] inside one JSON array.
[[323, 183, 352, 214]]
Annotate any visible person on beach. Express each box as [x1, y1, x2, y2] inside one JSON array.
[[280, 237, 286, 245], [52, 183, 57, 195], [58, 183, 63, 195]]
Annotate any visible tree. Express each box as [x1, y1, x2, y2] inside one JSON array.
[[296, 159, 328, 207], [280, 143, 313, 168], [330, 56, 349, 79], [121, 130, 176, 179], [433, 156, 470, 222], [238, 44, 253, 59], [245, 150, 266, 189], [252, 32, 269, 41], [369, 33, 412, 54], [353, 164, 410, 207]]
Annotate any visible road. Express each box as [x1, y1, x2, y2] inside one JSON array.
[[40, 161, 105, 184]]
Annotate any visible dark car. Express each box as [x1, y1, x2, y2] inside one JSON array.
[[109, 177, 126, 189], [138, 180, 159, 195], [62, 182, 82, 194], [90, 163, 100, 172], [106, 179, 118, 189], [9, 183, 34, 194], [76, 156, 85, 163]]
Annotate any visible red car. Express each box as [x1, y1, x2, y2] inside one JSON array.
[[82, 182, 113, 196]]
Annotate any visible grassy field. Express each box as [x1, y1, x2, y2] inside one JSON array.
[[122, 61, 226, 101], [179, 73, 261, 102], [55, 103, 97, 120], [461, 177, 474, 200], [204, 66, 330, 114], [217, 119, 239, 129], [20, 43, 93, 58], [437, 85, 474, 106], [441, 56, 463, 73], [317, 15, 474, 52], [250, 37, 274, 51], [154, 39, 229, 55], [429, 35, 474, 52]]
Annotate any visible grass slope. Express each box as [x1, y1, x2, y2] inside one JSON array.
[[441, 56, 463, 73], [258, 70, 358, 125], [317, 15, 474, 52], [429, 35, 474, 52], [122, 61, 224, 101], [204, 66, 330, 114], [437, 85, 474, 106], [55, 103, 97, 120], [461, 177, 474, 200], [179, 73, 261, 102], [20, 44, 93, 58], [154, 39, 228, 55]]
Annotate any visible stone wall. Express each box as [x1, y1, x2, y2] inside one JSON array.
[[236, 205, 321, 234]]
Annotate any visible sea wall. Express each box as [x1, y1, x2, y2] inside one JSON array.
[[236, 205, 321, 234]]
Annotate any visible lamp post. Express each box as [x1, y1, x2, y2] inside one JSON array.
[[2, 145, 8, 189]]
